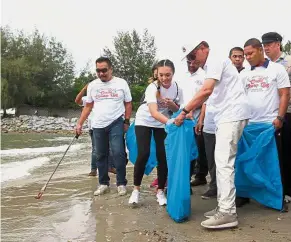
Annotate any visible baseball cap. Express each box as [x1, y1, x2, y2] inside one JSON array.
[[261, 32, 283, 44], [181, 40, 204, 61]]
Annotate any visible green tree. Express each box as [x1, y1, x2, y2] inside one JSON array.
[[103, 29, 157, 85], [282, 40, 291, 55], [1, 26, 76, 112]]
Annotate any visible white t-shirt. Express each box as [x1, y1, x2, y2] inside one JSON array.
[[86, 77, 132, 128], [203, 103, 216, 134], [240, 60, 290, 123], [204, 55, 250, 125], [82, 96, 93, 130], [135, 81, 183, 128], [178, 67, 206, 120]]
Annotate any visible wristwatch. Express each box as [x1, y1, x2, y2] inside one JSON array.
[[124, 119, 130, 125], [182, 108, 190, 114], [277, 116, 284, 122]]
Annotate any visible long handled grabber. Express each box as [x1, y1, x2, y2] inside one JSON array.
[[35, 134, 79, 199]]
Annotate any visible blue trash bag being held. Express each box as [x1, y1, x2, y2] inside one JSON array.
[[125, 121, 157, 175], [165, 113, 197, 222], [235, 122, 283, 210]]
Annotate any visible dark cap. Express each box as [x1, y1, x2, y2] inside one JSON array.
[[261, 32, 283, 44]]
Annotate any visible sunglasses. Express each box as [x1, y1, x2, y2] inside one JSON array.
[[96, 68, 108, 74]]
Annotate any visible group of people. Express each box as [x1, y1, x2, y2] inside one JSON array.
[[75, 31, 291, 230]]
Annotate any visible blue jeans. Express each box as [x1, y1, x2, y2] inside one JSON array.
[[92, 117, 127, 186], [89, 130, 114, 171]]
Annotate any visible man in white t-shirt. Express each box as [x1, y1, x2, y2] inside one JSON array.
[[75, 57, 132, 196], [178, 49, 209, 189], [240, 38, 290, 207], [175, 40, 250, 229]]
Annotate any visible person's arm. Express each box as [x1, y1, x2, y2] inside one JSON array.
[[75, 102, 93, 135], [75, 84, 88, 105], [148, 103, 169, 124], [273, 87, 290, 130], [183, 79, 215, 113], [195, 103, 206, 135]]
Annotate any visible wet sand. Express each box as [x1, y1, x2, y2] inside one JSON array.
[[2, 166, 291, 242]]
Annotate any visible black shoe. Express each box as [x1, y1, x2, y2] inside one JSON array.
[[190, 178, 207, 187], [201, 189, 217, 199], [236, 197, 250, 207]]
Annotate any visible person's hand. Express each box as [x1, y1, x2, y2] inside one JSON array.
[[186, 110, 193, 120], [272, 117, 283, 130], [174, 113, 186, 126], [195, 121, 203, 135], [164, 98, 177, 110], [124, 123, 129, 133], [166, 118, 175, 125], [75, 123, 82, 136]]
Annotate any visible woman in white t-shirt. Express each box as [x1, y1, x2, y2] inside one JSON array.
[[128, 59, 183, 206]]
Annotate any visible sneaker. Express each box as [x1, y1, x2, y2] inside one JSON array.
[[117, 185, 127, 196], [201, 211, 238, 229], [284, 195, 291, 203], [201, 189, 217, 200], [156, 190, 167, 206], [88, 169, 97, 176], [93, 185, 110, 196], [129, 190, 140, 205], [204, 207, 219, 218], [150, 178, 158, 188], [236, 197, 250, 207], [190, 178, 207, 187]]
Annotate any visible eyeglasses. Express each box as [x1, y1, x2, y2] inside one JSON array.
[[96, 68, 108, 74]]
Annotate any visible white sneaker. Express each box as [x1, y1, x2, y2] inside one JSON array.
[[93, 185, 110, 196], [156, 190, 167, 206], [117, 185, 127, 196], [129, 190, 140, 205]]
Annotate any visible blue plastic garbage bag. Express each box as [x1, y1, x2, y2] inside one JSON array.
[[235, 122, 283, 210], [125, 122, 157, 175], [165, 114, 197, 222]]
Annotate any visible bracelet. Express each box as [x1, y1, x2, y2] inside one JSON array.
[[124, 119, 130, 125], [182, 108, 190, 114], [277, 116, 284, 122]]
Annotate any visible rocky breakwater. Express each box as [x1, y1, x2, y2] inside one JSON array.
[[1, 115, 89, 133]]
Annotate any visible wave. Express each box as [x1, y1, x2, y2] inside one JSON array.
[[0, 144, 84, 157], [1, 157, 50, 183]]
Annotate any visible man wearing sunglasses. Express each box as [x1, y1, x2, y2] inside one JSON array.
[[76, 56, 132, 196], [175, 40, 250, 229]]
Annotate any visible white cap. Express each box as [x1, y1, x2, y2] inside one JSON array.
[[181, 40, 204, 61]]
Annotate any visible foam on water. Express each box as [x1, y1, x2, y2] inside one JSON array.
[[44, 137, 74, 142], [1, 157, 50, 183], [0, 143, 84, 157]]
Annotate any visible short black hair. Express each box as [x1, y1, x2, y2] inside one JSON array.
[[229, 47, 244, 57], [244, 38, 262, 49], [95, 56, 112, 68]]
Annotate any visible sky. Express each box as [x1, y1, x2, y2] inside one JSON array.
[[2, 0, 291, 81]]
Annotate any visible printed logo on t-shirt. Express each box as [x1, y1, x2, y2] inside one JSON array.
[[94, 88, 119, 100], [246, 75, 271, 92]]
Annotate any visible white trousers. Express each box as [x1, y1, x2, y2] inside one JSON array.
[[215, 120, 248, 214]]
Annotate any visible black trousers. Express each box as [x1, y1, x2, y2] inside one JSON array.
[[281, 113, 291, 196], [191, 131, 208, 180], [134, 125, 168, 189]]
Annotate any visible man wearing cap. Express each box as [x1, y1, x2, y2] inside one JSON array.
[[179, 45, 209, 188], [262, 32, 291, 200], [175, 40, 250, 229]]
